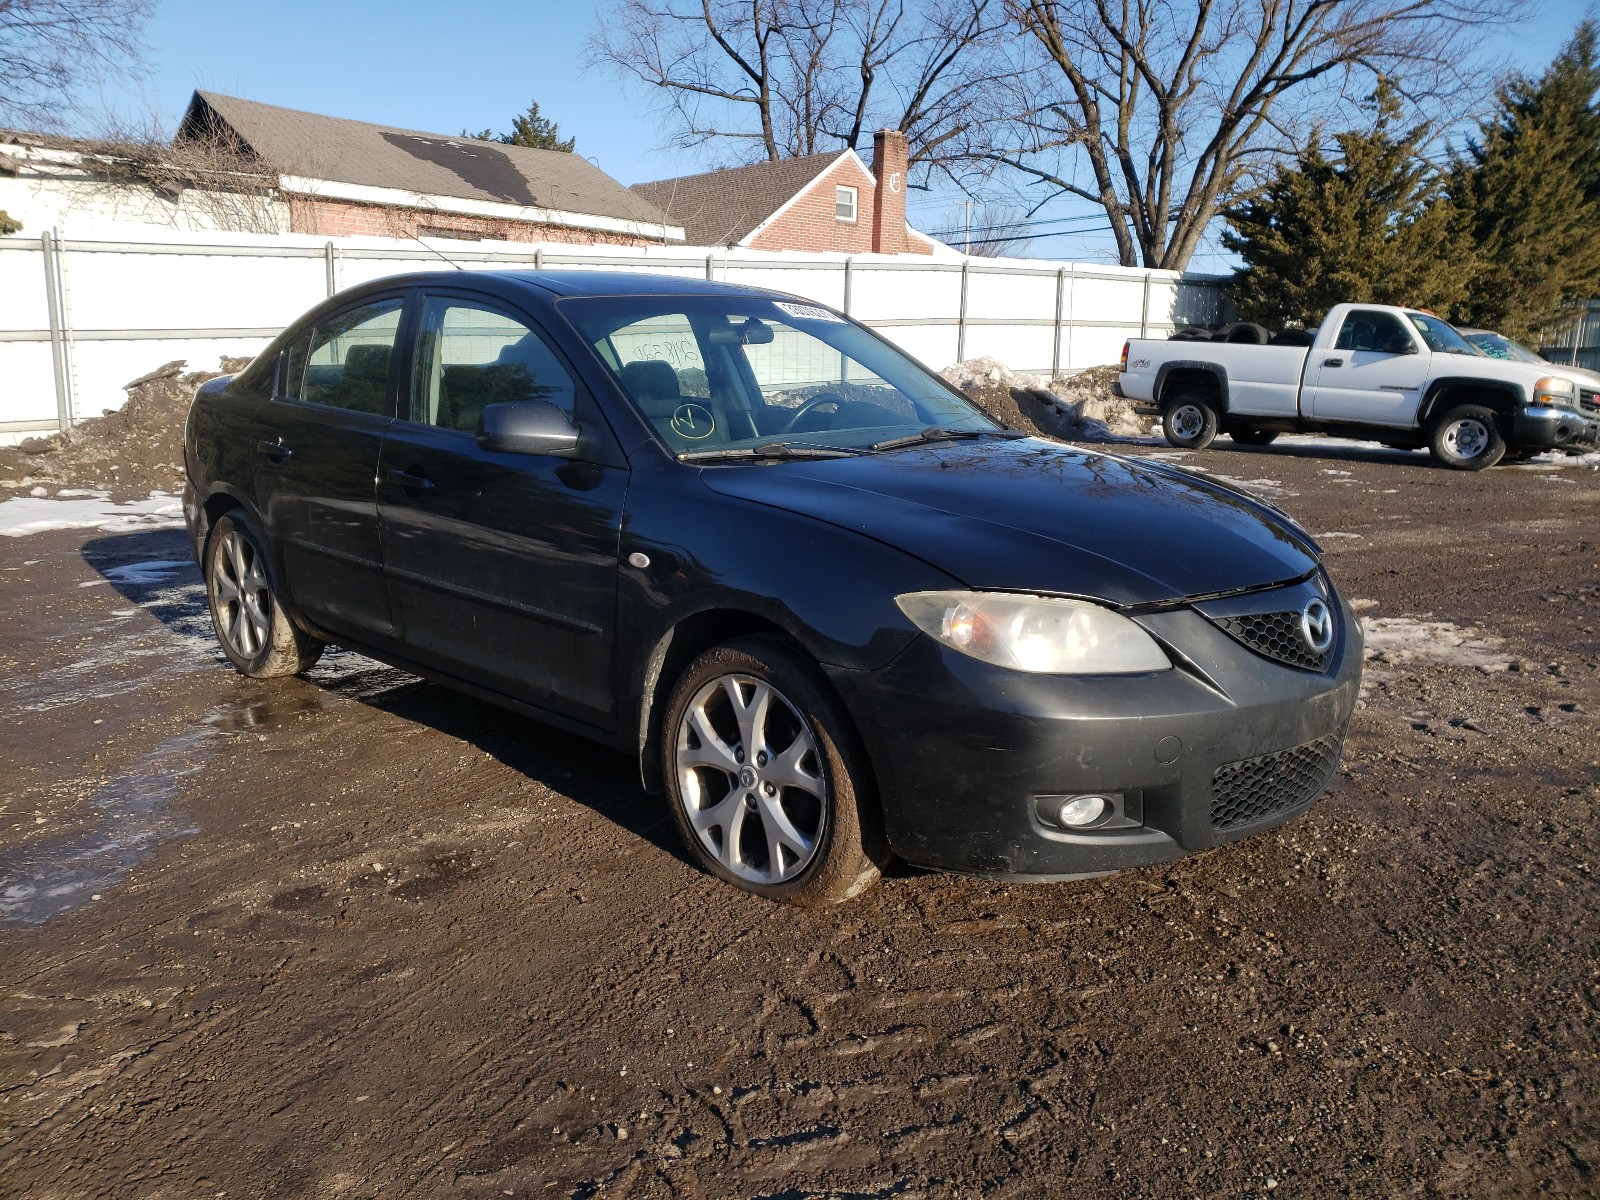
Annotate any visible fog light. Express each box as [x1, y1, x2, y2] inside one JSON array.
[[1056, 794, 1108, 827]]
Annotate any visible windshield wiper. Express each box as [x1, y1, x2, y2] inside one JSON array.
[[871, 426, 1024, 452], [678, 441, 862, 463]]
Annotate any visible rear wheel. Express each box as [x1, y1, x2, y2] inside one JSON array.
[[663, 639, 885, 906], [1428, 404, 1506, 471], [1162, 392, 1219, 450], [1230, 428, 1279, 446], [204, 512, 323, 677]]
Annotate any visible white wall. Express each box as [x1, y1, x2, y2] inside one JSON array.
[[0, 168, 291, 240], [0, 229, 1232, 435]]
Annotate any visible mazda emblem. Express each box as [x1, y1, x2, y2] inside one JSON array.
[[1300, 598, 1334, 653]]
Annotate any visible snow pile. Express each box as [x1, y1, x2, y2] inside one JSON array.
[[0, 357, 250, 499], [939, 358, 1151, 442], [0, 490, 184, 537], [1361, 617, 1513, 673]]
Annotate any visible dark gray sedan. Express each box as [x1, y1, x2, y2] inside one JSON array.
[[184, 270, 1362, 905]]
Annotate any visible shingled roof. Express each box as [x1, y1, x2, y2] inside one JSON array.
[[179, 91, 671, 229], [631, 153, 852, 247]]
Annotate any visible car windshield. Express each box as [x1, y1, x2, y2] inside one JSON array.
[[1464, 331, 1547, 364], [560, 295, 999, 458], [1406, 312, 1479, 356]]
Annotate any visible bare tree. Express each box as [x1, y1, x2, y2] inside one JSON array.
[[586, 0, 1015, 186], [0, 0, 152, 128], [971, 0, 1522, 270]]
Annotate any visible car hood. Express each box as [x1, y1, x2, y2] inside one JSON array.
[[698, 438, 1321, 606]]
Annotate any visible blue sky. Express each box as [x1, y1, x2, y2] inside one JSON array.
[[75, 0, 1598, 269]]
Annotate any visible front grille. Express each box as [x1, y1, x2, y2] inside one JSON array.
[[1210, 725, 1347, 831], [1580, 388, 1598, 415], [1213, 610, 1332, 672]]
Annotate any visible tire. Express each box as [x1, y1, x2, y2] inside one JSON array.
[[662, 638, 886, 906], [204, 511, 324, 678], [1162, 392, 1220, 450], [1214, 322, 1270, 345], [1427, 404, 1506, 471], [1230, 428, 1279, 446]]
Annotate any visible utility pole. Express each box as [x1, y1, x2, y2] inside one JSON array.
[[962, 199, 975, 254]]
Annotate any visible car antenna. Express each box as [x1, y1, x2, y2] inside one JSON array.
[[405, 229, 466, 271]]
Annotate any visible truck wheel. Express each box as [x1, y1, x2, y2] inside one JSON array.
[[1428, 404, 1506, 471], [1230, 428, 1279, 446], [1163, 393, 1219, 450]]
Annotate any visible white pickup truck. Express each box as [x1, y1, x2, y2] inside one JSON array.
[[1116, 303, 1600, 470]]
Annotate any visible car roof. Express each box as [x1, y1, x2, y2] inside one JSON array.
[[331, 268, 784, 302]]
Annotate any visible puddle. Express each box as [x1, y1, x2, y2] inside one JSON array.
[[202, 692, 325, 731], [0, 726, 214, 928], [0, 692, 328, 929], [2, 546, 217, 715]]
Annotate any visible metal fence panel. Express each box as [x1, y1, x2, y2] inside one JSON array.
[[0, 231, 1231, 436]]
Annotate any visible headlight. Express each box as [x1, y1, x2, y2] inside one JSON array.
[[1533, 376, 1577, 407], [895, 591, 1171, 674]]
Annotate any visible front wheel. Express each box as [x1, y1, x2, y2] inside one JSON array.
[[204, 512, 324, 677], [662, 639, 885, 906], [1428, 404, 1506, 471], [1162, 392, 1219, 450]]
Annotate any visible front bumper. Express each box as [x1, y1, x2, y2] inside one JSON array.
[[826, 590, 1363, 880], [1514, 405, 1600, 453]]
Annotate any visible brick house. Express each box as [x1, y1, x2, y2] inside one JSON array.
[[176, 91, 683, 245], [631, 131, 942, 255]]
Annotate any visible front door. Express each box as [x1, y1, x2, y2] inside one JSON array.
[[377, 295, 627, 729], [255, 294, 407, 643], [1303, 309, 1430, 426]]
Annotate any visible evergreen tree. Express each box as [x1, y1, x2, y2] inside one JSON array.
[[1222, 82, 1461, 329], [462, 100, 576, 152], [1448, 22, 1600, 339]]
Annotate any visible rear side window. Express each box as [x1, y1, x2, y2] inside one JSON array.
[[411, 298, 578, 433], [282, 298, 404, 415], [1333, 311, 1415, 355]]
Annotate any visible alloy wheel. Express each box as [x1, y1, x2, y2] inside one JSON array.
[[675, 674, 826, 884], [212, 528, 272, 659]]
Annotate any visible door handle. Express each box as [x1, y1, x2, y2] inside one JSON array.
[[258, 437, 293, 461], [387, 467, 435, 492], [1323, 357, 1344, 368]]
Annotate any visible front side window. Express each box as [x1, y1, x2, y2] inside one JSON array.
[[284, 298, 404, 414], [411, 299, 577, 433], [1333, 311, 1415, 356], [835, 186, 858, 222], [1406, 312, 1480, 356], [563, 295, 997, 455]]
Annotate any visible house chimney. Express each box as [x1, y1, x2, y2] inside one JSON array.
[[871, 129, 908, 254]]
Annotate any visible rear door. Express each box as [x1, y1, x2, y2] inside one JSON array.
[[1302, 309, 1429, 426], [376, 292, 628, 729], [255, 293, 408, 644]]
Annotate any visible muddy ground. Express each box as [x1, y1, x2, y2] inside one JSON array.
[[2, 437, 1598, 1199]]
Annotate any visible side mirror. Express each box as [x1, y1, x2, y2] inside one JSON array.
[[477, 401, 582, 457]]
